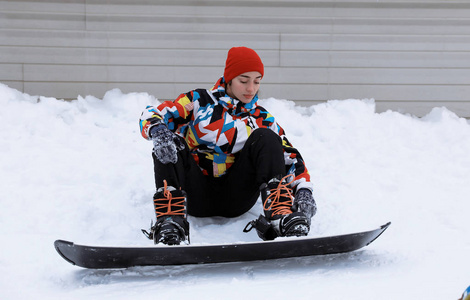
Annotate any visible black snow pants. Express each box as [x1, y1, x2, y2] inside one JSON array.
[[153, 128, 286, 218]]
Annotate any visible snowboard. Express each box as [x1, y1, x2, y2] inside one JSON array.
[[54, 222, 390, 269]]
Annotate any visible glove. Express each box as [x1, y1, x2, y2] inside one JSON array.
[[150, 124, 185, 164], [293, 188, 317, 222]]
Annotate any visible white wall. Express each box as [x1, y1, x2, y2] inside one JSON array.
[[1, 0, 470, 116]]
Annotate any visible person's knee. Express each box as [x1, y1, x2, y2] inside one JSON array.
[[250, 128, 281, 144]]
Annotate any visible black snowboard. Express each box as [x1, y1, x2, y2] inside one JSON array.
[[54, 222, 390, 269]]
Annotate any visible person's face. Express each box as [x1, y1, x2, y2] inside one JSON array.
[[226, 71, 262, 103]]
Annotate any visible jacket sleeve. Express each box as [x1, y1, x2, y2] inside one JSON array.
[[280, 129, 313, 192], [272, 117, 313, 192], [249, 105, 312, 191], [139, 92, 195, 140]]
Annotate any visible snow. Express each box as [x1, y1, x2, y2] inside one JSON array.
[[1, 82, 469, 299]]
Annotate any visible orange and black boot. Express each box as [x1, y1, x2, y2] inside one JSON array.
[[257, 174, 309, 240], [149, 180, 189, 245]]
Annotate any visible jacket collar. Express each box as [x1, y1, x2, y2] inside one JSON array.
[[210, 77, 258, 112]]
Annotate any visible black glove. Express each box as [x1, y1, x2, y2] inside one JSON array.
[[293, 188, 317, 222], [150, 124, 185, 164]]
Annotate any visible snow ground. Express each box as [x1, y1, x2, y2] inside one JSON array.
[[1, 83, 469, 299]]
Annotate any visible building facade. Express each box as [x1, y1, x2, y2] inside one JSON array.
[[1, 0, 470, 116]]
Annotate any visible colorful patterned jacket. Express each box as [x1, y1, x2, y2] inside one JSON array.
[[140, 77, 312, 191]]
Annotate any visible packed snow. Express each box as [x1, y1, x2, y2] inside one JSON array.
[[1, 82, 469, 299]]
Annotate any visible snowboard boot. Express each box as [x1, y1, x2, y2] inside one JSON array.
[[244, 174, 309, 240], [147, 180, 189, 245]]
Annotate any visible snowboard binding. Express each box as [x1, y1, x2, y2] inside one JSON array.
[[244, 213, 310, 241], [142, 216, 190, 245]]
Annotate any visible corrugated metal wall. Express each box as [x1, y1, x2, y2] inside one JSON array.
[[2, 0, 470, 116]]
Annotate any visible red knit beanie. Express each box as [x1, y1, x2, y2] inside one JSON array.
[[224, 47, 264, 83]]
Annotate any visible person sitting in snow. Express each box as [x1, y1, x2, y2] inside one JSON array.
[[139, 47, 317, 245]]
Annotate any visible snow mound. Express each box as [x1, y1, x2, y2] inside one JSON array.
[[1, 83, 469, 299]]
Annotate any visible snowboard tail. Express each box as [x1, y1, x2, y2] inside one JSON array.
[[55, 222, 390, 269]]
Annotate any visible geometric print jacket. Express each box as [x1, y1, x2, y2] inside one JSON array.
[[140, 77, 312, 191]]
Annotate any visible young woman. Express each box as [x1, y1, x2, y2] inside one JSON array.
[[139, 47, 317, 245]]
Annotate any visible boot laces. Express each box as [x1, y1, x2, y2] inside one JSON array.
[[154, 180, 186, 218], [263, 174, 295, 217]]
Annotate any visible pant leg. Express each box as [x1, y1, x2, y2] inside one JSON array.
[[152, 137, 217, 217], [152, 128, 286, 218], [219, 128, 286, 217]]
